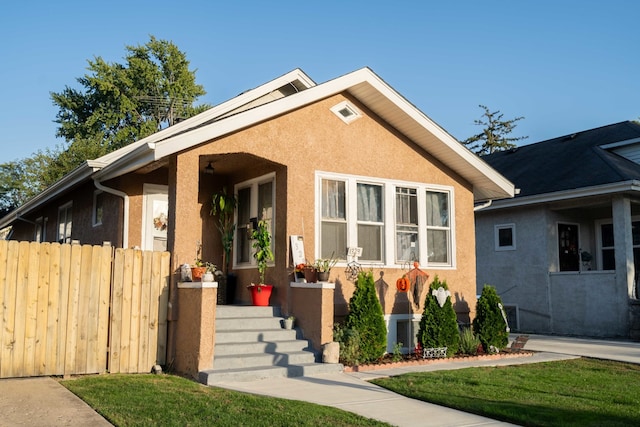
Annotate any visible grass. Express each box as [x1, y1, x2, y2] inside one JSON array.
[[60, 373, 391, 427], [371, 358, 640, 427]]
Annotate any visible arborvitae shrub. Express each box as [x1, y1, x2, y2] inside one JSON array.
[[473, 284, 509, 352], [344, 271, 387, 363], [417, 276, 460, 357]]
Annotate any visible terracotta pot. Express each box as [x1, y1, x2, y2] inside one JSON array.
[[191, 266, 207, 281], [303, 267, 317, 283], [249, 284, 273, 306]]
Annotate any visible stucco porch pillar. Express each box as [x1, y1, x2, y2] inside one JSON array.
[[612, 195, 634, 299], [290, 282, 335, 352]]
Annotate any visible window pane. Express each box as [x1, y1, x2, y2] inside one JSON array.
[[396, 187, 418, 262], [498, 227, 513, 247], [427, 229, 448, 263], [396, 228, 418, 262], [322, 180, 345, 220], [601, 223, 614, 247], [321, 222, 346, 259], [602, 248, 615, 270], [395, 187, 417, 224], [236, 188, 251, 263], [426, 191, 448, 227], [633, 221, 640, 246], [357, 183, 382, 222], [358, 224, 382, 261], [258, 181, 273, 221]]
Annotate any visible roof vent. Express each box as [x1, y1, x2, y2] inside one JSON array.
[[330, 101, 361, 124]]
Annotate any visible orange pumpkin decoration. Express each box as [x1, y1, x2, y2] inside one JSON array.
[[396, 275, 410, 292]]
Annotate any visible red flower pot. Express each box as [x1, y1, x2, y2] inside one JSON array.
[[249, 284, 273, 306]]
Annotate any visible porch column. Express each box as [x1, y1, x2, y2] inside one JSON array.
[[290, 282, 335, 352], [612, 195, 634, 298]]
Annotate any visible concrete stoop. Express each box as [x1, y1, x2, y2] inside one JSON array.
[[199, 305, 343, 385]]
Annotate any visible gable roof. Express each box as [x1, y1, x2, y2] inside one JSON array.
[[1, 67, 514, 229], [481, 121, 640, 207]]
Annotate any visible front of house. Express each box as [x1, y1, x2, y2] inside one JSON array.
[[1, 68, 514, 365], [476, 121, 640, 339]]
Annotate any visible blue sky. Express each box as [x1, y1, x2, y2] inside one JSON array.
[[1, 1, 638, 162]]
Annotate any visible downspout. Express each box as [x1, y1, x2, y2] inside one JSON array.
[[93, 179, 129, 248], [474, 199, 492, 211]]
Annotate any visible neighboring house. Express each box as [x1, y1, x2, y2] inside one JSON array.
[[0, 67, 514, 356], [475, 121, 640, 339]]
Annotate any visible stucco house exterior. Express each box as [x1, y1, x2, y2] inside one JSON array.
[[1, 67, 514, 365], [475, 121, 640, 340]]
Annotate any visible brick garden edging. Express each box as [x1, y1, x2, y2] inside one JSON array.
[[342, 351, 534, 373]]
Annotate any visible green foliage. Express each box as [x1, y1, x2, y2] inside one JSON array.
[[333, 323, 362, 366], [463, 105, 528, 155], [417, 276, 460, 357], [251, 220, 274, 284], [472, 285, 509, 352], [344, 271, 387, 364], [458, 327, 480, 356], [0, 36, 210, 211], [392, 342, 404, 362], [210, 188, 237, 275]]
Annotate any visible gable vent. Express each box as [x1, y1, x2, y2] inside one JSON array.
[[330, 101, 361, 124]]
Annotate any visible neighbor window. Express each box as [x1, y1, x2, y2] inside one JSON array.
[[58, 202, 73, 244], [318, 173, 455, 267], [235, 174, 275, 266], [34, 217, 46, 243], [93, 190, 104, 226], [494, 223, 516, 251], [558, 223, 579, 271], [598, 219, 640, 271]]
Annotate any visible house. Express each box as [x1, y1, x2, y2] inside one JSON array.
[[0, 67, 514, 369], [475, 121, 640, 340]]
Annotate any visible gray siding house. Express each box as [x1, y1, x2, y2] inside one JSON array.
[[475, 121, 640, 339]]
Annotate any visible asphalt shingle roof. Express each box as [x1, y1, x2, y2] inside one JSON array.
[[482, 121, 640, 198]]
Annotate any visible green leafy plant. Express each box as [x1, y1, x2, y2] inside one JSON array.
[[473, 285, 509, 352], [251, 219, 274, 285], [458, 327, 480, 355], [417, 276, 460, 357], [211, 187, 237, 276], [314, 255, 338, 273], [392, 342, 404, 362], [333, 323, 362, 366], [344, 271, 387, 364]]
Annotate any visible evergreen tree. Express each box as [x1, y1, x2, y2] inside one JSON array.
[[463, 105, 528, 155], [345, 271, 387, 363], [473, 285, 509, 352], [417, 276, 460, 357]]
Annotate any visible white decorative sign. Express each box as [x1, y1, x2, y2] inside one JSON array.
[[290, 235, 306, 266]]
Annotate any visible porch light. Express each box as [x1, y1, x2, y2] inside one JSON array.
[[205, 162, 215, 175]]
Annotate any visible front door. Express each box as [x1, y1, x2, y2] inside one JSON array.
[[142, 184, 169, 251]]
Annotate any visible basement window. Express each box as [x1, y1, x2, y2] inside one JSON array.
[[330, 101, 361, 124]]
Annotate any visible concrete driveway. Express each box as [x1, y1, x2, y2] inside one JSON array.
[[522, 334, 640, 364]]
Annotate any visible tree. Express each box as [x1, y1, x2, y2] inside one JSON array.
[[417, 276, 460, 357], [463, 105, 528, 155], [0, 36, 210, 211], [472, 285, 509, 352]]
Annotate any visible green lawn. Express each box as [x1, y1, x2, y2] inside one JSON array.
[[61, 374, 391, 427], [371, 358, 640, 427]]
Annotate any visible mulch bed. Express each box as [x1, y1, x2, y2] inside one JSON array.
[[342, 349, 534, 373]]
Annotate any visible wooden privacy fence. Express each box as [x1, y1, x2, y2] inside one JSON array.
[[0, 241, 170, 379]]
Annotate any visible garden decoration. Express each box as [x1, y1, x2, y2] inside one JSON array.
[[432, 286, 451, 308], [396, 275, 410, 292], [405, 261, 429, 313], [344, 247, 362, 281]]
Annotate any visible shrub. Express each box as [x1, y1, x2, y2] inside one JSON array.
[[333, 323, 361, 366], [473, 284, 509, 352], [417, 276, 460, 357], [458, 327, 480, 355], [344, 271, 387, 364]]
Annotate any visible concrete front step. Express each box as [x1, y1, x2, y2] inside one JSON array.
[[200, 362, 344, 384], [215, 305, 281, 319], [215, 328, 299, 343], [215, 316, 283, 331], [214, 351, 316, 370], [214, 339, 312, 356]]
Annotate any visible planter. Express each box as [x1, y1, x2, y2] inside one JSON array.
[[303, 267, 317, 283], [202, 272, 214, 282], [249, 284, 273, 306], [191, 266, 207, 281], [283, 318, 294, 329], [317, 271, 329, 282]]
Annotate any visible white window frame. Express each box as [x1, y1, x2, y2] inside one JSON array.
[[330, 101, 361, 124], [316, 171, 456, 269], [494, 223, 516, 251], [93, 190, 104, 227], [234, 173, 276, 269], [595, 216, 640, 271], [57, 202, 73, 244]]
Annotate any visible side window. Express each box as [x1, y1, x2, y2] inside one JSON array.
[[321, 179, 347, 259], [395, 187, 418, 262], [495, 223, 516, 251], [93, 190, 104, 227], [58, 202, 73, 244], [357, 183, 384, 262], [425, 190, 451, 265]]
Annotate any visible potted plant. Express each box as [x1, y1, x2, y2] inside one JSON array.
[[191, 241, 207, 281], [314, 255, 338, 282], [202, 262, 217, 283], [283, 315, 295, 330], [211, 188, 238, 303], [247, 219, 274, 306]]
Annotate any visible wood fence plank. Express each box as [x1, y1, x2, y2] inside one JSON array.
[[95, 245, 112, 373], [35, 243, 51, 375], [45, 243, 62, 376], [127, 249, 142, 373], [64, 244, 82, 376], [0, 240, 8, 375], [56, 244, 71, 375], [85, 245, 102, 373], [156, 251, 170, 365], [12, 241, 31, 377], [73, 244, 93, 374], [119, 249, 134, 373], [1, 241, 20, 378], [137, 250, 152, 372], [109, 248, 125, 373], [23, 242, 42, 377]]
